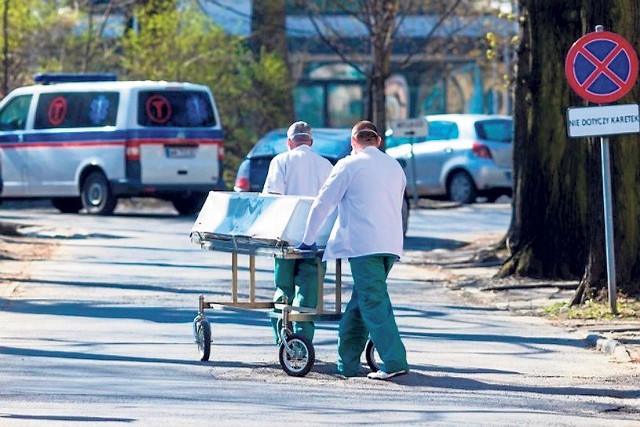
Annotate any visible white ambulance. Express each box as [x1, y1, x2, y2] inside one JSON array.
[[0, 73, 225, 215]]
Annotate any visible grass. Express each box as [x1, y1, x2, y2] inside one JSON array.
[[544, 296, 640, 320]]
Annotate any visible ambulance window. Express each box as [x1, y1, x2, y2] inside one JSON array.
[[0, 95, 32, 131], [138, 90, 216, 127], [34, 92, 119, 129]]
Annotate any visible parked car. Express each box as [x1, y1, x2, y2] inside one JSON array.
[[385, 114, 513, 204], [234, 127, 410, 235]]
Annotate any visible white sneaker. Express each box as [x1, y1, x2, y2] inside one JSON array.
[[367, 369, 408, 380]]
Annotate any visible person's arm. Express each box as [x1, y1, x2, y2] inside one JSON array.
[[301, 164, 349, 244]]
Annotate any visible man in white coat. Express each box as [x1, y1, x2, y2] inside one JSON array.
[[263, 121, 333, 344], [299, 120, 409, 380]]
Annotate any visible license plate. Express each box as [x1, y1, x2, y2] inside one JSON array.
[[166, 145, 196, 158]]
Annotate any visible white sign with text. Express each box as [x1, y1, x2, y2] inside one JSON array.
[[567, 103, 640, 137], [390, 118, 429, 138]]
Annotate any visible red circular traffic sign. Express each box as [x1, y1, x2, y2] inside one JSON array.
[[565, 31, 638, 104]]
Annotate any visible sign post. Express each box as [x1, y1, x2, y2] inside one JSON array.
[[565, 25, 640, 315], [390, 118, 429, 207]]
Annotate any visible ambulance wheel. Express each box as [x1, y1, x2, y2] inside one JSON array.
[[172, 193, 207, 215], [52, 197, 82, 214], [279, 334, 314, 377], [194, 317, 211, 361], [365, 339, 380, 372], [81, 171, 117, 215]]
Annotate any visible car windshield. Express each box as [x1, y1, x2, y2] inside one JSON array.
[[251, 128, 351, 158], [475, 119, 513, 142], [250, 130, 287, 156]]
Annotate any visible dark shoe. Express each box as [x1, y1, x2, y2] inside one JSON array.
[[367, 369, 409, 380]]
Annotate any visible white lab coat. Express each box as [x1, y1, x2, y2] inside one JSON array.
[[262, 144, 333, 197], [302, 146, 406, 261]]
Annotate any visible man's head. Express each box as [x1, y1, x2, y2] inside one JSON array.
[[287, 121, 313, 149], [351, 120, 381, 151]]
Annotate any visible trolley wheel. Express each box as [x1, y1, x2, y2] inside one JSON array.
[[279, 333, 315, 377], [194, 316, 211, 361], [365, 339, 380, 372]]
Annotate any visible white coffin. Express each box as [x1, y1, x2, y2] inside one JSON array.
[[190, 191, 336, 247]]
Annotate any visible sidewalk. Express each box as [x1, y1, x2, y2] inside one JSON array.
[[401, 233, 640, 364]]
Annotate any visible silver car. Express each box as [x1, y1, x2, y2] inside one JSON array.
[[386, 114, 513, 204]]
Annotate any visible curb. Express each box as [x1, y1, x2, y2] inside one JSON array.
[[584, 333, 633, 362]]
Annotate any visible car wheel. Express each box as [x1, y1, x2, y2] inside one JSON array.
[[485, 191, 501, 203], [51, 197, 82, 214], [447, 171, 477, 204], [81, 171, 117, 215]]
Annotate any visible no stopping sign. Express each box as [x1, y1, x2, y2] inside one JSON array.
[[565, 31, 638, 104]]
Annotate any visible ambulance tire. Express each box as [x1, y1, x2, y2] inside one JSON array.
[[52, 197, 82, 214], [172, 193, 206, 216], [81, 171, 117, 215]]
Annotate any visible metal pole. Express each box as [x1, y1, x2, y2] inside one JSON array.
[[410, 137, 418, 207], [600, 136, 618, 314], [593, 25, 617, 315]]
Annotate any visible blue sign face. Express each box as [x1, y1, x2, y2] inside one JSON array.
[[565, 31, 638, 103]]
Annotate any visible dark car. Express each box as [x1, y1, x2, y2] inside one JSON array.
[[234, 127, 410, 235], [234, 128, 352, 192]]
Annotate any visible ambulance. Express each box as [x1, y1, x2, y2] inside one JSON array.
[[0, 73, 224, 215]]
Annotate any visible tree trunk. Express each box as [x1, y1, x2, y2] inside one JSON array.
[[499, 0, 588, 280], [251, 0, 293, 123], [501, 0, 640, 300], [369, 0, 397, 149], [2, 0, 9, 96], [606, 0, 640, 297]]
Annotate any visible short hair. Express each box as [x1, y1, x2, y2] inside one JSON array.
[[351, 120, 380, 145], [287, 121, 313, 143]]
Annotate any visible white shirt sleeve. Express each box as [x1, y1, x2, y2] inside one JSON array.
[[302, 163, 349, 244], [262, 156, 285, 195]]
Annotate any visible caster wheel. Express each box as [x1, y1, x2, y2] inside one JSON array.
[[193, 315, 211, 361], [365, 339, 380, 372], [279, 333, 314, 377]]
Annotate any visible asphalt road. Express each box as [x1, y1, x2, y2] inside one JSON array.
[[0, 200, 639, 426]]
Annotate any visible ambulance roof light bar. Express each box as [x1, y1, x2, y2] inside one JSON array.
[[33, 73, 118, 85]]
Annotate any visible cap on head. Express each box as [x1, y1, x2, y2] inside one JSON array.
[[351, 120, 379, 143], [287, 121, 312, 143]]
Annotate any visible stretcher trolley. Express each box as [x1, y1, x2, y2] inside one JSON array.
[[190, 192, 380, 377]]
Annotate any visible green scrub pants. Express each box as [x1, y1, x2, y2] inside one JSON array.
[[271, 257, 325, 344], [337, 254, 408, 377]]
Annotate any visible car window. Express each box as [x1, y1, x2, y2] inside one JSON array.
[[475, 119, 513, 142], [0, 95, 32, 131], [34, 92, 119, 129], [311, 130, 351, 158], [251, 131, 287, 156], [385, 134, 413, 149], [251, 129, 351, 159], [138, 90, 216, 127], [427, 121, 458, 140]]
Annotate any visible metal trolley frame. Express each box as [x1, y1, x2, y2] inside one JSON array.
[[191, 231, 360, 377]]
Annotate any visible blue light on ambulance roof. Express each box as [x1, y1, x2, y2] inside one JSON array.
[[33, 73, 118, 85]]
